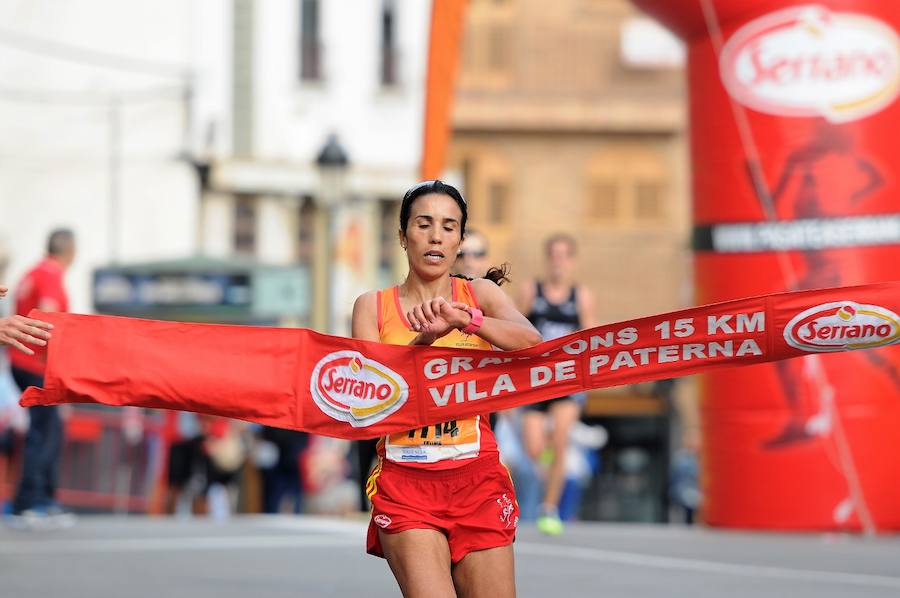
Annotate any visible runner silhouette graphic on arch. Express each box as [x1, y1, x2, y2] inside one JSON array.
[[749, 122, 900, 449]]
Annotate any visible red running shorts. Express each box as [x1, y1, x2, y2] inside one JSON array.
[[366, 455, 519, 564]]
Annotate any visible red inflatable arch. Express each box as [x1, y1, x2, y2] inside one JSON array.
[[632, 0, 900, 530]]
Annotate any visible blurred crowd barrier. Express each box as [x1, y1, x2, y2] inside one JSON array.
[[2, 382, 697, 523]]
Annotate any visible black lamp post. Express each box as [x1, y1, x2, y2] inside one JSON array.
[[316, 133, 350, 205]]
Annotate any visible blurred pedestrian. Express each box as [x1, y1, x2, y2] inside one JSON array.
[[203, 417, 248, 521], [517, 233, 598, 535], [354, 435, 378, 511], [164, 411, 207, 516], [256, 426, 307, 514], [164, 413, 247, 519], [668, 377, 702, 524], [0, 245, 33, 511], [452, 228, 491, 279], [452, 228, 502, 431], [6, 229, 76, 529]]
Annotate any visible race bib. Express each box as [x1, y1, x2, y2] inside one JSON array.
[[385, 416, 481, 463]]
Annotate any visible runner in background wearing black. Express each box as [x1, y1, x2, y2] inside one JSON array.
[[518, 233, 598, 535]]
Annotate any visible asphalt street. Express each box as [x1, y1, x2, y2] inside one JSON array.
[[1, 515, 898, 598]]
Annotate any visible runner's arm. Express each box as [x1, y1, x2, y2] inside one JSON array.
[[469, 278, 542, 351], [351, 291, 381, 342], [516, 278, 536, 315], [577, 284, 600, 329]]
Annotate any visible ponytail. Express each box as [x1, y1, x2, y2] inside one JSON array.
[[451, 262, 511, 286]]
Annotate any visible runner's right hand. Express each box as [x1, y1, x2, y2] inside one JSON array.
[[406, 297, 469, 341]]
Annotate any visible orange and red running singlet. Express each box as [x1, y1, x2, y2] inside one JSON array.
[[375, 277, 498, 470]]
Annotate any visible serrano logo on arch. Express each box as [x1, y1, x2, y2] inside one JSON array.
[[784, 301, 900, 352], [310, 351, 408, 427], [720, 5, 900, 122]]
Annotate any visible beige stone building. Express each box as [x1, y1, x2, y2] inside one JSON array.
[[450, 0, 691, 324]]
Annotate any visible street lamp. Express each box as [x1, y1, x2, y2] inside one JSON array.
[[316, 133, 349, 207], [314, 134, 350, 332]]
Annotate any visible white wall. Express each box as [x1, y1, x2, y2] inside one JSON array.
[[253, 0, 430, 176], [212, 0, 434, 332], [257, 196, 298, 264], [0, 0, 229, 313], [0, 0, 432, 316], [189, 0, 234, 159]]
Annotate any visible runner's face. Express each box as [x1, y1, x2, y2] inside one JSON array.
[[401, 193, 463, 279], [547, 240, 575, 281]]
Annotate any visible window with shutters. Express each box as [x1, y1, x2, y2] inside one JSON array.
[[380, 0, 398, 86], [300, 0, 321, 81], [635, 181, 664, 222], [488, 181, 509, 225], [586, 145, 669, 228], [589, 181, 619, 222]]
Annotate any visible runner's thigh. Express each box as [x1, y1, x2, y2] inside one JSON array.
[[380, 528, 457, 598], [451, 544, 516, 598]]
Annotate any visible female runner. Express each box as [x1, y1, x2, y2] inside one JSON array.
[[517, 234, 598, 535], [351, 180, 542, 598]]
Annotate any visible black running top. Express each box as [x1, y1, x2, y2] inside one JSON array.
[[526, 281, 581, 341]]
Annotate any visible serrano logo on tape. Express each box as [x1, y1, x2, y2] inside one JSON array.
[[720, 5, 900, 122], [311, 351, 408, 427], [784, 301, 900, 352]]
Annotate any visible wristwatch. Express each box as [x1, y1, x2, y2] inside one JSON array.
[[461, 305, 484, 335]]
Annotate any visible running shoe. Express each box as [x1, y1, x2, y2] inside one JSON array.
[[537, 507, 564, 536], [5, 508, 56, 531], [44, 504, 77, 528]]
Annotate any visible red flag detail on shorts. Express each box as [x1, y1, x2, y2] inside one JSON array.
[[20, 281, 900, 440]]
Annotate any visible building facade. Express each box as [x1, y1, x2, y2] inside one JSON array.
[[0, 0, 431, 334], [450, 0, 691, 323], [200, 0, 432, 334], [0, 0, 207, 314], [448, 0, 694, 522]]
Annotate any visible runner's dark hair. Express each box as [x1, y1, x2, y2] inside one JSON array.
[[400, 180, 510, 286]]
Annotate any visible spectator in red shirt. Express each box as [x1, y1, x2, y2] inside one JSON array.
[[7, 229, 76, 529]]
